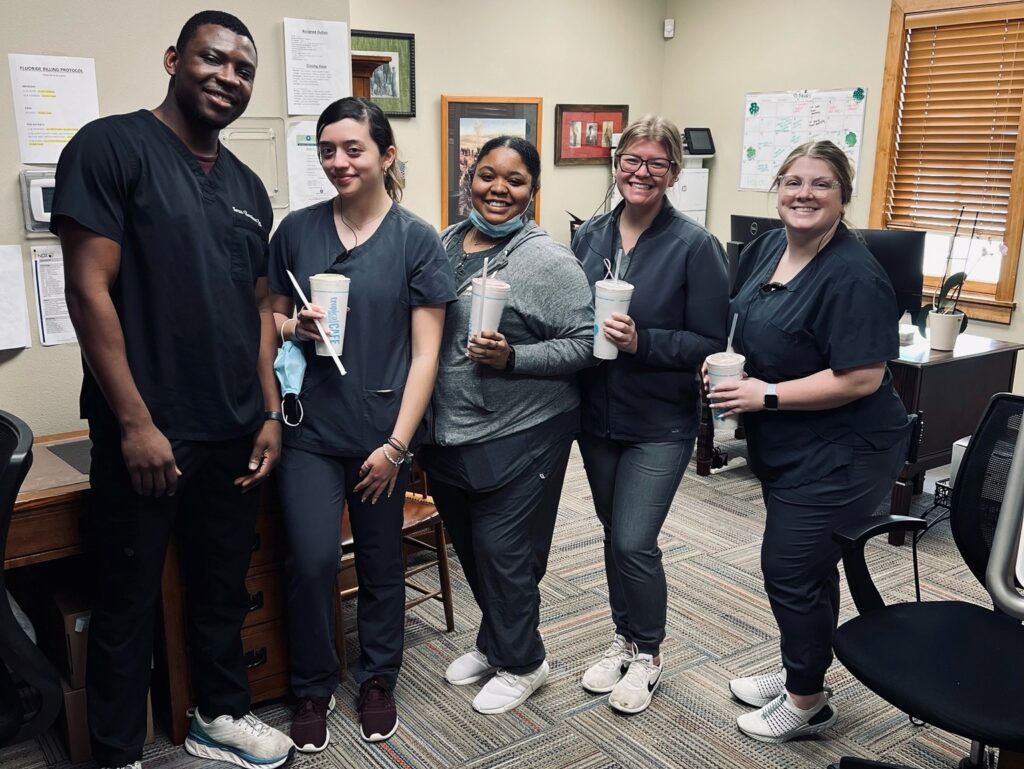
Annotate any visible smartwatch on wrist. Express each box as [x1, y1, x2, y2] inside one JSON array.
[[506, 345, 517, 372], [763, 383, 779, 411], [264, 410, 285, 423]]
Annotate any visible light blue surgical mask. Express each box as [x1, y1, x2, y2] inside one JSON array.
[[467, 193, 535, 238], [273, 341, 306, 426]]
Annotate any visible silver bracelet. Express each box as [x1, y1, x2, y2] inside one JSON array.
[[381, 444, 404, 467]]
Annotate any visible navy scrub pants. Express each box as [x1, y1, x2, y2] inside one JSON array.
[[277, 447, 410, 694], [428, 433, 573, 675], [577, 433, 694, 656], [84, 420, 259, 768], [760, 436, 908, 696]]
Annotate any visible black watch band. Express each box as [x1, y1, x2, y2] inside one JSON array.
[[264, 410, 285, 423], [506, 345, 516, 372]]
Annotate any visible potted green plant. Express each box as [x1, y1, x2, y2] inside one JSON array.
[[915, 207, 973, 350]]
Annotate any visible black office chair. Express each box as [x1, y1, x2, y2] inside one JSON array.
[[0, 410, 62, 746], [828, 393, 1024, 769]]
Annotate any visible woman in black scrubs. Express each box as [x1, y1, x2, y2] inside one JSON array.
[[268, 98, 455, 748], [707, 140, 910, 743]]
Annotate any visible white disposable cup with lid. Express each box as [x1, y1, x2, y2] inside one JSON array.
[[308, 273, 350, 357], [706, 351, 746, 431], [593, 279, 635, 360], [468, 277, 511, 342]]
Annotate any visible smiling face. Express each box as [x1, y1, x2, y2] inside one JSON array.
[[775, 156, 845, 238], [165, 23, 256, 130], [317, 117, 396, 201], [614, 138, 678, 212], [470, 147, 534, 226]]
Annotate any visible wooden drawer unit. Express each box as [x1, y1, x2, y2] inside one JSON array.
[[243, 568, 285, 629]]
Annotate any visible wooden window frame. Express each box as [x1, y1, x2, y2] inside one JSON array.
[[871, 0, 1024, 323]]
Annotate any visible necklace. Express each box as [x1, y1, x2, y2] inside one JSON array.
[[454, 228, 504, 277], [336, 199, 391, 247]]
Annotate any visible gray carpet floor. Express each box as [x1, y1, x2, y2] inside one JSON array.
[[3, 442, 981, 769]]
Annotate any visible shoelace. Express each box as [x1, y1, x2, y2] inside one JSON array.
[[596, 639, 633, 670], [359, 678, 393, 710], [622, 656, 656, 688], [236, 714, 270, 737], [494, 669, 521, 687]]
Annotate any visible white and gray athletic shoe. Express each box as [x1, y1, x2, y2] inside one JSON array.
[[736, 690, 837, 743], [729, 667, 787, 707], [582, 635, 635, 694], [608, 653, 662, 714], [185, 710, 294, 769]]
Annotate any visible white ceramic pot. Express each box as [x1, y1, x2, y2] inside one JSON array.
[[928, 310, 964, 351]]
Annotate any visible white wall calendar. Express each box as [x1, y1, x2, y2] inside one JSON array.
[[739, 87, 867, 192]]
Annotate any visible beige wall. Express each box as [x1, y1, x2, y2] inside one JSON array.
[[0, 1, 350, 436], [348, 0, 669, 240], [662, 0, 1024, 389]]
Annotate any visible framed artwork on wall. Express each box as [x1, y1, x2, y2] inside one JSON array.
[[441, 95, 542, 228], [350, 30, 416, 117], [554, 104, 629, 166]]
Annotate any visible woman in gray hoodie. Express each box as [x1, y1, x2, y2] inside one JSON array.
[[419, 136, 593, 715]]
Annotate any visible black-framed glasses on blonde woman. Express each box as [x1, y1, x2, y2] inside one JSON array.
[[616, 154, 676, 177]]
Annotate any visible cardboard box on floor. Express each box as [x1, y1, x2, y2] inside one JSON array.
[[41, 591, 90, 689], [60, 678, 154, 764]]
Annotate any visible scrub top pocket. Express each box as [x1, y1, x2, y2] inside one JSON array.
[[231, 219, 266, 284], [363, 385, 405, 443]]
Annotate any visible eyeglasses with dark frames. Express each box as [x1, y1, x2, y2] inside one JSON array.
[[617, 154, 676, 177]]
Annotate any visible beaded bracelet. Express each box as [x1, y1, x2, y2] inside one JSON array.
[[381, 444, 405, 468]]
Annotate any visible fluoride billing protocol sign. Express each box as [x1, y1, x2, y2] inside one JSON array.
[[739, 88, 866, 193]]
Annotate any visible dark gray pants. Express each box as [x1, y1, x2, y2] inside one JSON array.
[[85, 421, 258, 767], [577, 433, 694, 656], [277, 447, 409, 694], [761, 437, 908, 695], [428, 434, 573, 674]]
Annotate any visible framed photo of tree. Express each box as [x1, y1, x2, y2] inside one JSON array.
[[350, 30, 416, 117]]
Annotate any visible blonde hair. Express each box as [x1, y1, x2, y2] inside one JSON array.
[[614, 114, 684, 169], [772, 140, 854, 205]]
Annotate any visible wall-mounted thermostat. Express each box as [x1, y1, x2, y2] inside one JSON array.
[[19, 169, 57, 234]]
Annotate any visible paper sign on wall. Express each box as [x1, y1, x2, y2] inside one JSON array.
[[8, 54, 99, 165], [286, 121, 335, 211], [0, 246, 32, 350], [31, 245, 76, 346], [283, 18, 350, 115]]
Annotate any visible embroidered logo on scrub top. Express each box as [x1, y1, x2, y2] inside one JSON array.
[[232, 206, 263, 229]]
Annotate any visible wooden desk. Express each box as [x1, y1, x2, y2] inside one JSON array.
[[9, 433, 289, 745]]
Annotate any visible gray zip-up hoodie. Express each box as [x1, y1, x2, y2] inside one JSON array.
[[430, 220, 594, 446]]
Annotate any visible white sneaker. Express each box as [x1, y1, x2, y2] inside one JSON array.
[[582, 635, 635, 693], [101, 763, 142, 769], [730, 667, 787, 707], [446, 647, 498, 685], [471, 661, 549, 714], [608, 653, 663, 714], [185, 710, 295, 769], [736, 691, 837, 743]]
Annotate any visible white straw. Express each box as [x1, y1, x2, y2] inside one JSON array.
[[726, 313, 738, 354], [285, 269, 346, 376], [613, 247, 623, 282], [475, 257, 489, 340]]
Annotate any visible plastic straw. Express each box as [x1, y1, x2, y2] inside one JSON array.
[[726, 313, 738, 354], [475, 257, 489, 341], [613, 248, 623, 282], [285, 269, 346, 376]]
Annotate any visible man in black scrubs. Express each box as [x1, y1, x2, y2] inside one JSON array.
[[51, 12, 293, 769]]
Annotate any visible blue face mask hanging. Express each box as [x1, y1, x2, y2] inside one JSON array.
[[273, 341, 306, 426], [467, 193, 535, 238]]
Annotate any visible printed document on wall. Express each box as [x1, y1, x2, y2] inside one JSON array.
[[8, 54, 99, 164], [283, 18, 350, 115], [287, 121, 335, 210], [0, 246, 32, 350], [31, 245, 77, 346]]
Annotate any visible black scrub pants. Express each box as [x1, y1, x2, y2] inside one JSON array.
[[760, 435, 908, 696], [85, 420, 259, 768], [428, 432, 573, 675], [277, 448, 410, 694]]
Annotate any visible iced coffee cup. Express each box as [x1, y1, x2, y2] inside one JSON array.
[[593, 279, 635, 360], [468, 277, 511, 342], [308, 273, 350, 357], [706, 351, 746, 431]]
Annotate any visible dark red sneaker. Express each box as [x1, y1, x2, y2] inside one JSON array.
[[291, 694, 334, 753], [357, 676, 398, 742]]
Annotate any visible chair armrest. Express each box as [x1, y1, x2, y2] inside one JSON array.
[[833, 515, 927, 615]]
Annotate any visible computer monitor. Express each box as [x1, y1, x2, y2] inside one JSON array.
[[730, 214, 785, 244], [854, 228, 925, 316]]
